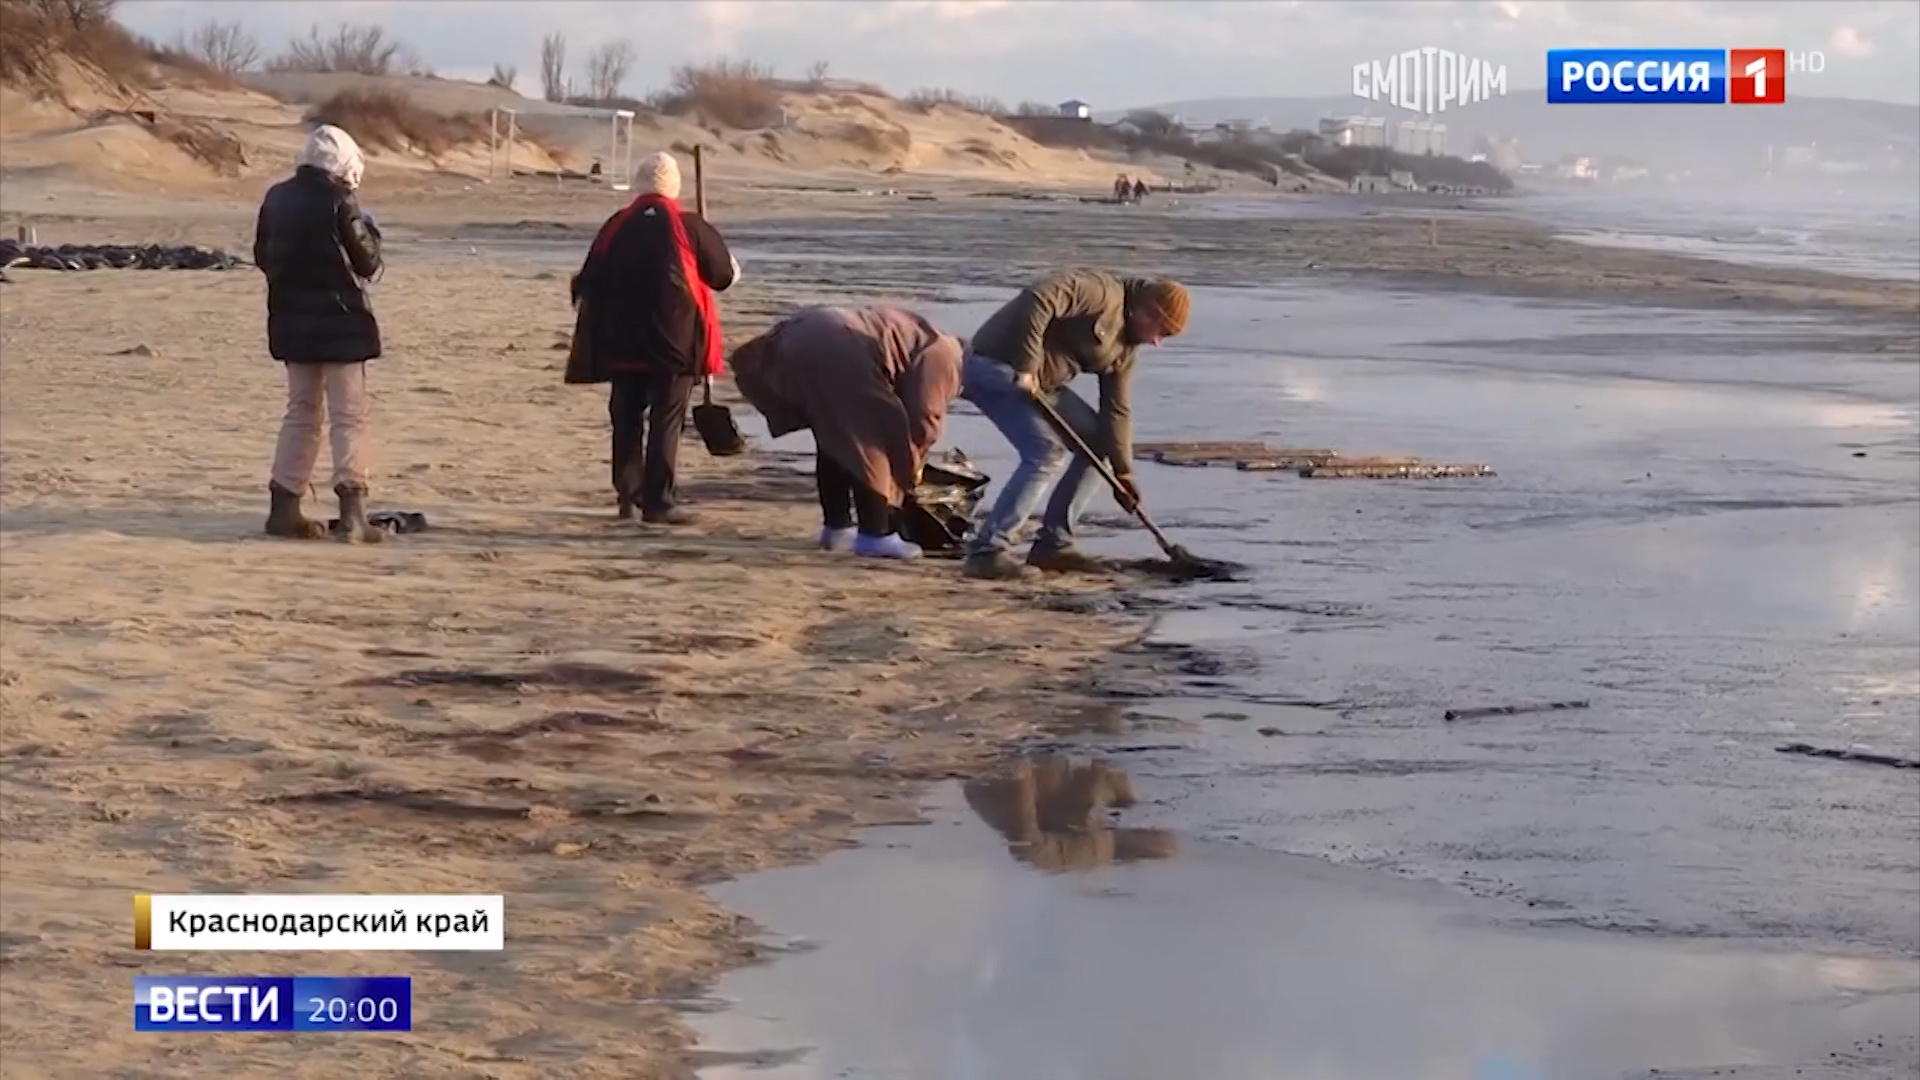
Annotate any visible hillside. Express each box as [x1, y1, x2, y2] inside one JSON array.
[[0, 6, 1230, 204], [1129, 93, 1920, 180], [240, 70, 1214, 191], [0, 7, 567, 195]]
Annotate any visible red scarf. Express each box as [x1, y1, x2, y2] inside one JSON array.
[[587, 194, 723, 377]]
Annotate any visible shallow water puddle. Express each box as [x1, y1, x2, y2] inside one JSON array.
[[688, 766, 1918, 1080]]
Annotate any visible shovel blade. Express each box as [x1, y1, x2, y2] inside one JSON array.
[[692, 403, 747, 456]]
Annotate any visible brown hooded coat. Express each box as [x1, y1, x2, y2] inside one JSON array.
[[729, 305, 963, 506]]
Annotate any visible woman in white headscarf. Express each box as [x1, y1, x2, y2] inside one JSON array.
[[567, 151, 739, 524], [252, 123, 387, 542]]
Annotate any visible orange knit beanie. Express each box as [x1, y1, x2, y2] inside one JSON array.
[[1134, 279, 1190, 336]]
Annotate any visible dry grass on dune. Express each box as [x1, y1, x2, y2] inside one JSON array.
[[0, 0, 237, 92], [304, 88, 488, 156], [649, 58, 786, 130]]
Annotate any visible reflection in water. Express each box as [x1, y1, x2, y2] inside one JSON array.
[[962, 756, 1178, 872], [692, 783, 1920, 1080]]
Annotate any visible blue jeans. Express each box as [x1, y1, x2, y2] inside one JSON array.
[[961, 352, 1106, 557]]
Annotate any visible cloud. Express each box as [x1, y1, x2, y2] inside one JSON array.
[[1829, 24, 1878, 57]]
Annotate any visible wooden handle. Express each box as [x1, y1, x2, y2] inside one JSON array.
[[693, 145, 707, 218], [1028, 393, 1176, 555]]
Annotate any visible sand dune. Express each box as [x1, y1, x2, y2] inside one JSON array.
[[3, 40, 1213, 204]]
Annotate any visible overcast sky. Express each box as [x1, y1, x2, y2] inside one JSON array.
[[117, 0, 1920, 109]]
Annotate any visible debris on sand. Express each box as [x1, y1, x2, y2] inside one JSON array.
[[1445, 699, 1590, 722], [1775, 742, 1919, 770], [1135, 441, 1493, 480], [1300, 460, 1495, 480], [1115, 555, 1249, 583]]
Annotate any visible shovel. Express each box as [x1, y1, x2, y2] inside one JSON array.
[[692, 376, 746, 456], [1026, 392, 1245, 582], [684, 147, 747, 457]]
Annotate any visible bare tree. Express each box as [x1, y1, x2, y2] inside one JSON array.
[[176, 20, 261, 74], [28, 0, 118, 30], [267, 23, 407, 76], [538, 33, 567, 102], [582, 39, 635, 101], [803, 59, 829, 89], [1122, 109, 1179, 138], [488, 62, 517, 91]]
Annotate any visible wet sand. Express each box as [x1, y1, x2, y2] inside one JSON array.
[[2, 178, 1916, 1077], [691, 760, 1919, 1080], [686, 277, 1918, 1078], [913, 283, 1919, 957]]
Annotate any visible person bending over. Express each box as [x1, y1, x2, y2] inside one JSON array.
[[570, 151, 738, 524], [254, 123, 387, 543], [729, 305, 963, 560], [958, 269, 1189, 580]]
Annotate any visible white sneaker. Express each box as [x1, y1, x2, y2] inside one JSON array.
[[852, 532, 922, 560], [818, 526, 856, 552]]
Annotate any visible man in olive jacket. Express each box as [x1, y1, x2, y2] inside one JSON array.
[[959, 269, 1190, 580]]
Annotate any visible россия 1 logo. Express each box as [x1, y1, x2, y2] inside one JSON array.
[[1548, 48, 1820, 104]]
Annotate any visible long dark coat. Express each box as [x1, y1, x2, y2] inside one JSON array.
[[729, 305, 962, 506]]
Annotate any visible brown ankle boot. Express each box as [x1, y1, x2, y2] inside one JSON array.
[[265, 482, 326, 540], [333, 483, 386, 544]]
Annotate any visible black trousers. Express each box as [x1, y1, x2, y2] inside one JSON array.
[[816, 451, 891, 536], [609, 372, 696, 511]]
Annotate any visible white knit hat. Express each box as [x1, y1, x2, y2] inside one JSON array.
[[298, 124, 365, 191], [635, 151, 682, 200]]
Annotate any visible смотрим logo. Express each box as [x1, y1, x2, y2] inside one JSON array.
[[1352, 49, 1510, 115]]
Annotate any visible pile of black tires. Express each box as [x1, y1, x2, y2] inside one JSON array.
[[0, 239, 247, 272]]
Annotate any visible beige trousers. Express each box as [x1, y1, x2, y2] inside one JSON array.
[[271, 362, 372, 494]]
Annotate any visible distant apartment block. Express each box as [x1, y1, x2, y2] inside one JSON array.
[[1319, 116, 1388, 148], [1319, 116, 1446, 156]]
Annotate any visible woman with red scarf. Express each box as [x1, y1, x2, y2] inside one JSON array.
[[570, 152, 739, 524]]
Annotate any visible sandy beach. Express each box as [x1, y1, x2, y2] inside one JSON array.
[[4, 109, 1919, 1079], [3, 179, 1914, 1077]]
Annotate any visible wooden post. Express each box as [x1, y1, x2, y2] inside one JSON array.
[[693, 144, 707, 217], [505, 111, 517, 182]]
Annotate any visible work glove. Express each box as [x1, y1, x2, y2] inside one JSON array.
[[1114, 474, 1143, 513]]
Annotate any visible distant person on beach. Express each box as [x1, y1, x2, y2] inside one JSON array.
[[254, 123, 386, 543], [1113, 173, 1133, 203], [729, 304, 963, 560], [1132, 178, 1149, 201], [958, 269, 1190, 580], [568, 151, 739, 524]]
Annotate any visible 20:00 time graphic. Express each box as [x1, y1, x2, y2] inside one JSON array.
[[306, 992, 403, 1027]]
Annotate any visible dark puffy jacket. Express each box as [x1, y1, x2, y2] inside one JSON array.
[[570, 205, 735, 379], [253, 166, 383, 364]]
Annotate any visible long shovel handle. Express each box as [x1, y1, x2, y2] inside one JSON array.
[[1027, 392, 1181, 560]]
